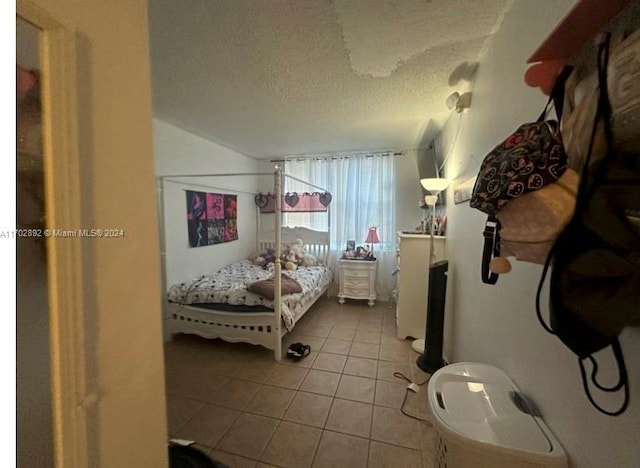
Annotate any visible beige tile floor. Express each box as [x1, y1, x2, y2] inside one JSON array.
[[164, 296, 437, 467]]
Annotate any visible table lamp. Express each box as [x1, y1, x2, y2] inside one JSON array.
[[365, 224, 379, 258]]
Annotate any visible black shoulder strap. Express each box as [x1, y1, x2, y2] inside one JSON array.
[[536, 39, 610, 331], [579, 338, 629, 416], [481, 215, 500, 284], [537, 33, 630, 417], [535, 244, 556, 334], [537, 65, 574, 122], [578, 33, 630, 417]]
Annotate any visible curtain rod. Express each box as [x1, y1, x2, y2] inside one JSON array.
[[158, 171, 328, 194], [271, 150, 404, 163], [158, 172, 274, 179], [162, 178, 258, 195]]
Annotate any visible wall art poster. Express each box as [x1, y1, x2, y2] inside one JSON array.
[[186, 190, 238, 247]]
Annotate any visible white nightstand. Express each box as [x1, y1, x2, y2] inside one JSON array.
[[337, 259, 377, 306]]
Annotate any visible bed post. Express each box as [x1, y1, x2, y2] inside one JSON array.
[[326, 203, 331, 297], [274, 167, 283, 361], [156, 176, 172, 341], [256, 197, 261, 254]]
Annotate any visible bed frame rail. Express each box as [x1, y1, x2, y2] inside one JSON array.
[[166, 277, 330, 360], [168, 304, 279, 350]]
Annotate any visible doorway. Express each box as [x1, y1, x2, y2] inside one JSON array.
[[16, 3, 88, 465], [16, 15, 53, 467]]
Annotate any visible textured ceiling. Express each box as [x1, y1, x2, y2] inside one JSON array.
[[148, 0, 512, 159]]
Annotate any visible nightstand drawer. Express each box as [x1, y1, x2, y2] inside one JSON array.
[[344, 269, 371, 279], [343, 278, 369, 289], [343, 286, 371, 296]]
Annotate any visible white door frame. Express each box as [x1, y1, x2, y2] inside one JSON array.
[[16, 2, 88, 466]]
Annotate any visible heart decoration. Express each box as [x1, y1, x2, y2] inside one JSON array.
[[254, 194, 269, 208], [284, 193, 299, 208], [319, 192, 332, 207]]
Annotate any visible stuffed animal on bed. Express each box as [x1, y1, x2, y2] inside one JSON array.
[[290, 238, 322, 267], [301, 253, 319, 267], [279, 239, 305, 270], [284, 252, 299, 270], [289, 239, 305, 262], [252, 240, 320, 271], [252, 255, 267, 267], [251, 247, 277, 269]]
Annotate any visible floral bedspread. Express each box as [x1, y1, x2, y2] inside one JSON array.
[[167, 260, 332, 330]]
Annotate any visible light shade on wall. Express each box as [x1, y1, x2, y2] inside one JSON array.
[[445, 91, 472, 113], [420, 178, 451, 194]]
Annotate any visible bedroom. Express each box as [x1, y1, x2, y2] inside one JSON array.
[[13, 1, 639, 467]]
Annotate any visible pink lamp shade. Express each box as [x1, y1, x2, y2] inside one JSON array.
[[365, 225, 380, 244]]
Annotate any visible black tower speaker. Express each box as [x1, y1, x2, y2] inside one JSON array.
[[416, 260, 448, 374]]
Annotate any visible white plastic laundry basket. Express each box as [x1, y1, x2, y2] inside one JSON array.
[[428, 362, 567, 468]]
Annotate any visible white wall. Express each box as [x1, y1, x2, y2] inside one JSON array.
[[395, 150, 432, 233], [439, 2, 639, 468], [154, 119, 263, 287]]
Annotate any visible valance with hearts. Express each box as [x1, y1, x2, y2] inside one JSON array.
[[255, 192, 332, 213]]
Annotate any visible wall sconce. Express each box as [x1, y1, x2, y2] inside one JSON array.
[[445, 91, 472, 113]]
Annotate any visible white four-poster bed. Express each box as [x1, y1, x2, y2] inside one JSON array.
[[158, 168, 332, 361]]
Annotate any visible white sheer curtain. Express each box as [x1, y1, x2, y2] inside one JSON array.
[[283, 154, 396, 299]]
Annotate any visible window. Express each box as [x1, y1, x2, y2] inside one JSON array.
[[283, 154, 396, 295]]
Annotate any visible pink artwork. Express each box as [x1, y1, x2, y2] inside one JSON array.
[[187, 190, 238, 247]]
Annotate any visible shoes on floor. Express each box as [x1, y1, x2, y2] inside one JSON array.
[[286, 342, 311, 361]]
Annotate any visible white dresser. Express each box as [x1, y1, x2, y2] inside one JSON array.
[[337, 259, 377, 306], [395, 232, 446, 339]]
